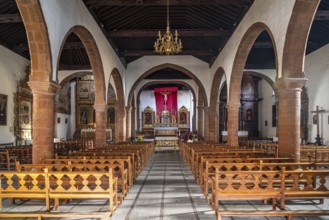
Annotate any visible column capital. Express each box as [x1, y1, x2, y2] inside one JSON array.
[[125, 106, 132, 111], [28, 81, 60, 95], [275, 78, 307, 90]]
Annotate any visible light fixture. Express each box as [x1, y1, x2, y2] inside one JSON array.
[[154, 0, 182, 55]]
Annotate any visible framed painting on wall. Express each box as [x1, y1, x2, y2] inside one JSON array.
[[77, 80, 95, 103], [0, 94, 7, 125]]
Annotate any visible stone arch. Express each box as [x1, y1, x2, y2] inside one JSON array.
[[276, 0, 320, 161], [207, 67, 225, 142], [56, 26, 106, 105], [57, 26, 106, 146], [16, 0, 52, 82], [282, 0, 320, 78], [127, 63, 208, 108], [16, 0, 58, 163], [109, 68, 126, 142], [244, 71, 277, 94], [228, 23, 278, 146], [59, 71, 92, 87]]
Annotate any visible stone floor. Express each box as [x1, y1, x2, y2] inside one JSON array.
[[1, 147, 329, 219]]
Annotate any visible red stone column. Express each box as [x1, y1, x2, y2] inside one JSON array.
[[94, 103, 107, 147], [28, 81, 59, 164], [131, 107, 136, 139], [197, 106, 204, 140], [226, 102, 240, 147], [125, 106, 132, 141], [203, 107, 210, 141], [275, 78, 307, 162], [207, 103, 219, 142], [115, 107, 126, 143]]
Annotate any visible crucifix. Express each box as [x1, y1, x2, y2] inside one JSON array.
[[311, 106, 326, 146]]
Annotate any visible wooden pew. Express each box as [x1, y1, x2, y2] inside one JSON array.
[[210, 168, 329, 219], [42, 157, 134, 188], [0, 169, 118, 212], [16, 161, 128, 203], [48, 170, 118, 212]]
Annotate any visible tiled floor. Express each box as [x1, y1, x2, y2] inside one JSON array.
[[1, 147, 329, 219]]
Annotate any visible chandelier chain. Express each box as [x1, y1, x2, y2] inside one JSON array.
[[154, 0, 182, 55]]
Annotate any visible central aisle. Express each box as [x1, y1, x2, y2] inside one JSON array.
[[111, 147, 215, 220]]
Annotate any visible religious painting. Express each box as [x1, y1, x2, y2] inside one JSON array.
[[0, 94, 7, 125], [77, 80, 95, 102], [18, 100, 32, 129], [78, 105, 92, 125], [107, 107, 115, 124], [246, 108, 253, 121], [178, 106, 189, 127], [180, 112, 187, 124], [142, 106, 154, 128], [57, 83, 71, 114], [144, 112, 152, 125]]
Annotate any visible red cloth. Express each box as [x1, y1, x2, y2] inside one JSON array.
[[154, 87, 178, 120]]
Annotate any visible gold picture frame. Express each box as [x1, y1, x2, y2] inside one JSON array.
[[0, 94, 7, 125]]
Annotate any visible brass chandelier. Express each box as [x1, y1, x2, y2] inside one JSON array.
[[154, 0, 182, 55]]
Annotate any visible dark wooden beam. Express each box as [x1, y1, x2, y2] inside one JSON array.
[[0, 14, 22, 23], [108, 29, 230, 37], [59, 64, 91, 70], [84, 0, 250, 6], [252, 42, 273, 48], [119, 49, 215, 56], [314, 10, 329, 21]]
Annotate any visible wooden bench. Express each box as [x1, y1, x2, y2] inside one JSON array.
[[0, 212, 110, 220], [203, 161, 329, 198], [198, 157, 293, 185], [16, 161, 128, 203], [42, 157, 134, 188], [217, 210, 329, 220], [0, 169, 118, 212], [210, 168, 329, 218]]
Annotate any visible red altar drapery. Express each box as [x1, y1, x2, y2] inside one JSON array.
[[154, 87, 178, 120]]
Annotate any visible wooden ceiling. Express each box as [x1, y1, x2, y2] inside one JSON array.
[[0, 0, 329, 71]]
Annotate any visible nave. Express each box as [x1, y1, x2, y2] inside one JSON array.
[[1, 146, 329, 220]]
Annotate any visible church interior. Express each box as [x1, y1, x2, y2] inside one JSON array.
[[1, 0, 329, 219]]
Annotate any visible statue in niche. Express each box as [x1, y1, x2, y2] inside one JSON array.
[[155, 113, 160, 124], [171, 114, 176, 124]]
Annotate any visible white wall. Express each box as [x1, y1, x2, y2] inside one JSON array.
[[40, 0, 125, 97], [125, 56, 210, 106], [258, 78, 277, 138], [55, 113, 70, 139], [305, 44, 329, 144], [0, 46, 29, 144]]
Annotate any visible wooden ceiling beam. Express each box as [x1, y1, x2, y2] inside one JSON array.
[[84, 0, 250, 6], [108, 29, 230, 37], [0, 14, 22, 23], [314, 10, 329, 21]]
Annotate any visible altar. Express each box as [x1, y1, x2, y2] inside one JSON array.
[[154, 126, 178, 147], [81, 129, 112, 141]]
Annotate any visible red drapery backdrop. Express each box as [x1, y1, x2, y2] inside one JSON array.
[[154, 87, 178, 119]]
